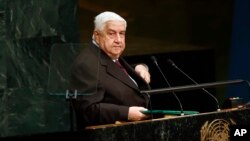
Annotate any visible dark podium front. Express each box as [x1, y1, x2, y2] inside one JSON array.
[[83, 108, 250, 141]]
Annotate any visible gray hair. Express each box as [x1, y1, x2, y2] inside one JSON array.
[[94, 11, 127, 32]]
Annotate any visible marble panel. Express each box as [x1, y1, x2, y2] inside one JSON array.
[[0, 0, 79, 138], [6, 0, 79, 41], [0, 41, 6, 90], [0, 88, 70, 137], [5, 36, 61, 88]]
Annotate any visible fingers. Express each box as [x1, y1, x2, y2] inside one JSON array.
[[128, 106, 149, 121], [141, 71, 151, 84], [135, 64, 151, 83]]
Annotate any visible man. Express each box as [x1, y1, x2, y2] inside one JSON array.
[[70, 11, 151, 127]]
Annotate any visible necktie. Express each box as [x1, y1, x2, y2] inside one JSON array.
[[115, 60, 129, 76], [115, 59, 138, 87]]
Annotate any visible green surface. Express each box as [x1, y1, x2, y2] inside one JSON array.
[[141, 110, 199, 115]]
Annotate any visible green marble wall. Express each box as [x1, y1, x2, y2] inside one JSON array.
[[0, 0, 79, 137], [0, 0, 6, 89]]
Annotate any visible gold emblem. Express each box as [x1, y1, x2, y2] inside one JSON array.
[[200, 119, 236, 141]]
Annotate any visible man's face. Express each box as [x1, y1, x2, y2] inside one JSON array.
[[94, 21, 126, 59]]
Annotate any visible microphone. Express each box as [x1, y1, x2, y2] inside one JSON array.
[[167, 59, 221, 111], [151, 56, 184, 115]]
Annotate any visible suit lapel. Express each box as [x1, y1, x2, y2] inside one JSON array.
[[92, 44, 145, 91], [98, 54, 139, 90], [107, 61, 139, 90]]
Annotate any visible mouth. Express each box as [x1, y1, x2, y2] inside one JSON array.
[[113, 46, 122, 50]]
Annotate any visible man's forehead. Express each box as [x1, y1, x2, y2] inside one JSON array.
[[105, 21, 126, 29]]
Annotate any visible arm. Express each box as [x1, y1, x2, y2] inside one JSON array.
[[70, 52, 150, 126], [71, 61, 149, 125], [70, 62, 129, 125]]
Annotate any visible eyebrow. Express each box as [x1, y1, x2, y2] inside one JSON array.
[[106, 29, 125, 32]]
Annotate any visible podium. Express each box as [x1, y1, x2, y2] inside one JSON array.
[[82, 108, 250, 141], [81, 79, 250, 140]]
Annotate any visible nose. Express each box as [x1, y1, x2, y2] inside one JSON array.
[[114, 33, 122, 42]]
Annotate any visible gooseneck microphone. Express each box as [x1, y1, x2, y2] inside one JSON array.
[[167, 59, 221, 111], [151, 56, 184, 115]]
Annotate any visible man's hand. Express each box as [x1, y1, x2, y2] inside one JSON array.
[[128, 106, 149, 121], [135, 64, 151, 84]]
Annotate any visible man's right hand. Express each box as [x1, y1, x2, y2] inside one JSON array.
[[128, 106, 149, 121]]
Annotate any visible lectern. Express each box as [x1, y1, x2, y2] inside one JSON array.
[[82, 80, 250, 141], [83, 108, 250, 141]]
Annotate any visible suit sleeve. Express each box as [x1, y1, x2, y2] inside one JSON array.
[[70, 60, 129, 126]]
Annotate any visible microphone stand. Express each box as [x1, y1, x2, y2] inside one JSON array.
[[151, 56, 184, 116], [167, 59, 221, 111]]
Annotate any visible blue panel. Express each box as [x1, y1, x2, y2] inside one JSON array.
[[228, 0, 250, 102]]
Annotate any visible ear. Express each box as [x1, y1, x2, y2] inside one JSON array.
[[93, 31, 100, 44]]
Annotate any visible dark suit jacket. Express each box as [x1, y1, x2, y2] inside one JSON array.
[[70, 43, 150, 128]]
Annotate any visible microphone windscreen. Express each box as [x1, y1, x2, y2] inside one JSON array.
[[151, 56, 158, 64], [167, 59, 175, 66]]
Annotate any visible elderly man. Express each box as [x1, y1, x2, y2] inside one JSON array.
[[70, 11, 151, 127]]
